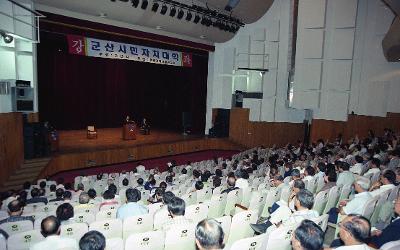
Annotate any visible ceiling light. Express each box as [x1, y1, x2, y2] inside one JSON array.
[[0, 31, 13, 44], [185, 12, 192, 21], [156, 25, 162, 30], [131, 0, 139, 8], [160, 4, 167, 15], [151, 2, 159, 12], [141, 0, 148, 10], [193, 14, 200, 23], [177, 9, 184, 19], [200, 35, 206, 39], [169, 7, 176, 17], [98, 13, 108, 18]]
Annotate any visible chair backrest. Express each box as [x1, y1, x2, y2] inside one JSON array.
[[322, 186, 340, 214], [214, 216, 232, 242], [196, 188, 212, 203], [153, 208, 172, 230], [88, 126, 95, 131], [105, 237, 123, 250], [280, 186, 291, 202], [247, 192, 266, 217], [60, 223, 89, 241], [212, 186, 223, 195], [185, 203, 208, 224], [224, 189, 243, 216], [7, 229, 44, 250], [0, 220, 33, 236], [182, 192, 197, 207], [240, 187, 252, 207], [125, 230, 165, 250], [89, 219, 123, 239], [381, 239, 400, 250], [74, 212, 96, 224], [147, 203, 164, 216], [337, 184, 352, 206], [96, 209, 117, 221], [361, 196, 379, 220], [310, 214, 329, 232], [164, 223, 196, 250], [306, 177, 318, 193], [261, 188, 280, 217], [225, 210, 258, 248], [122, 213, 154, 240], [207, 194, 227, 218], [370, 190, 391, 226], [260, 223, 298, 250], [315, 176, 325, 193], [312, 190, 329, 215], [229, 234, 265, 250], [388, 185, 400, 202], [99, 204, 120, 212]]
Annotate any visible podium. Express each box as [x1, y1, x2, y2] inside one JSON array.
[[122, 123, 136, 140]]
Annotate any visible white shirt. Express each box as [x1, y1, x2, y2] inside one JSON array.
[[337, 171, 355, 187], [370, 184, 395, 197], [363, 168, 380, 176], [303, 176, 313, 182], [334, 244, 373, 250], [30, 235, 78, 250], [136, 165, 145, 173], [235, 178, 249, 189], [343, 192, 372, 215], [350, 163, 363, 175]]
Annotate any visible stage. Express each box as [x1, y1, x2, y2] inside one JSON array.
[[57, 128, 202, 153]]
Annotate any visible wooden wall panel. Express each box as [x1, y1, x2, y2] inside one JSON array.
[[0, 113, 24, 184], [310, 113, 400, 142], [229, 108, 305, 148], [39, 138, 240, 179]]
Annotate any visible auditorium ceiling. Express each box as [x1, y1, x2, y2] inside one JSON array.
[[33, 0, 274, 43]]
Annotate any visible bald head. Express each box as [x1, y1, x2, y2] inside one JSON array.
[[340, 214, 371, 244], [41, 216, 61, 237], [195, 219, 224, 250], [79, 192, 90, 204]]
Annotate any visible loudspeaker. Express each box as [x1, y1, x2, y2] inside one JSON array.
[[209, 109, 230, 138]]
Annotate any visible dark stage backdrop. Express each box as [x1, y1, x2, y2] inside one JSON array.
[[37, 13, 210, 133]]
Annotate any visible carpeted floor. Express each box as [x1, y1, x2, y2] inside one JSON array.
[[51, 150, 238, 184]]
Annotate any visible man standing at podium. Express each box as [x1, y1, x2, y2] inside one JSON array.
[[123, 115, 136, 140]]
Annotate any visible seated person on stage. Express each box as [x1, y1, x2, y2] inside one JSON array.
[[251, 189, 319, 234], [140, 118, 150, 135]]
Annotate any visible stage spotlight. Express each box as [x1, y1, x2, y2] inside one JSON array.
[[193, 14, 200, 23], [177, 9, 184, 19], [151, 2, 159, 12], [3, 34, 13, 44], [131, 0, 139, 7], [141, 0, 148, 9], [185, 12, 192, 21], [160, 4, 167, 14], [169, 7, 176, 17]]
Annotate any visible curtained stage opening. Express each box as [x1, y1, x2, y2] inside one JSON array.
[[37, 13, 210, 134]]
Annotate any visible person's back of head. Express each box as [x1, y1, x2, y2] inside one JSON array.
[[213, 177, 221, 188], [50, 184, 57, 192], [79, 230, 106, 250], [355, 155, 363, 164], [371, 158, 381, 168], [195, 181, 204, 191], [201, 174, 209, 183], [293, 179, 305, 190], [56, 203, 74, 222], [181, 168, 187, 175], [215, 169, 222, 178], [227, 176, 236, 188], [327, 171, 337, 182], [23, 181, 31, 190], [30, 188, 40, 198], [195, 219, 224, 250], [291, 169, 301, 179], [193, 170, 200, 179], [39, 181, 46, 189], [137, 178, 144, 186], [39, 188, 46, 197], [63, 191, 72, 200], [108, 184, 117, 195], [165, 175, 173, 184], [64, 183, 72, 190], [88, 189, 97, 199], [382, 169, 396, 184], [77, 183, 85, 191], [162, 191, 175, 205], [41, 216, 61, 237], [159, 182, 167, 189], [125, 188, 141, 203], [340, 162, 350, 171], [340, 214, 371, 244], [296, 189, 315, 209], [167, 197, 185, 217], [305, 166, 315, 176], [122, 178, 129, 187], [102, 190, 115, 200], [317, 162, 326, 173], [8, 199, 23, 215], [55, 188, 64, 198], [154, 188, 165, 199], [292, 220, 324, 250], [79, 192, 90, 204]]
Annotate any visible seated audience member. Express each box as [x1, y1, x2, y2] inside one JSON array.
[[369, 196, 400, 248], [136, 178, 144, 189], [0, 199, 34, 225], [289, 169, 302, 185], [336, 162, 355, 187], [215, 169, 223, 178], [116, 188, 147, 219], [291, 220, 325, 250], [212, 177, 221, 191], [75, 192, 94, 210], [159, 181, 167, 190], [99, 190, 118, 210], [1, 191, 18, 210], [26, 188, 48, 205], [63, 191, 72, 202], [75, 183, 85, 196], [350, 155, 364, 175], [328, 178, 371, 223], [79, 230, 106, 250], [271, 179, 305, 214], [330, 214, 371, 250], [320, 171, 337, 192], [195, 219, 225, 250], [87, 189, 97, 201], [316, 162, 326, 178], [221, 176, 238, 194], [363, 158, 381, 176], [303, 166, 316, 182], [39, 188, 46, 198], [107, 184, 118, 197], [50, 188, 65, 202], [56, 203, 74, 225], [387, 149, 400, 170], [148, 187, 164, 204], [154, 191, 175, 217], [192, 181, 204, 193], [121, 178, 129, 188], [234, 169, 249, 189], [136, 162, 146, 173], [49, 184, 57, 197], [162, 197, 192, 231], [284, 161, 294, 178], [251, 189, 319, 234], [144, 175, 156, 191], [31, 216, 78, 250], [369, 169, 396, 196]]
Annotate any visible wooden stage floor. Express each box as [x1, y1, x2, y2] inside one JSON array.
[[57, 128, 202, 153]]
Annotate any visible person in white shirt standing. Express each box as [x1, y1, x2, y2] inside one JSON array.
[[30, 216, 78, 250]]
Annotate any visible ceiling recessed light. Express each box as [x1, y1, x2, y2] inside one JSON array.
[[98, 13, 107, 18], [200, 35, 206, 39], [156, 26, 162, 30]]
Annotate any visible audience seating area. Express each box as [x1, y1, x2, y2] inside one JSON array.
[[1, 130, 400, 250]]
